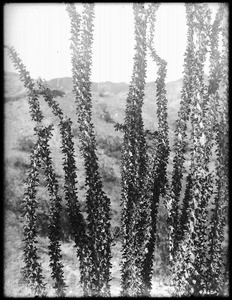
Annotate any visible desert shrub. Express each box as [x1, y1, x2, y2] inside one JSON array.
[[96, 136, 122, 160], [99, 89, 109, 97], [18, 136, 35, 152], [4, 176, 23, 213], [51, 89, 65, 98], [5, 94, 26, 102], [101, 107, 114, 123], [99, 164, 118, 184], [13, 157, 31, 171]]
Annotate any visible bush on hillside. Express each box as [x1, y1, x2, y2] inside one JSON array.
[[18, 136, 35, 153], [96, 136, 122, 160]]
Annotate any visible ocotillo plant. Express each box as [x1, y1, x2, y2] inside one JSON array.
[[37, 124, 67, 297], [20, 138, 47, 297], [67, 3, 112, 297], [6, 46, 66, 297], [185, 4, 213, 296], [141, 3, 170, 295], [175, 8, 228, 288], [7, 3, 113, 296], [5, 46, 46, 296], [36, 79, 91, 295], [170, 3, 227, 296], [168, 2, 195, 257], [178, 174, 192, 242], [206, 3, 229, 295], [119, 3, 152, 296]]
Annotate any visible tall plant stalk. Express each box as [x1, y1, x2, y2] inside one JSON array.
[[37, 80, 91, 294], [171, 4, 219, 296], [20, 139, 47, 297], [207, 3, 229, 295], [141, 3, 170, 295], [119, 4, 151, 296], [67, 3, 112, 296], [6, 46, 66, 297], [169, 3, 195, 257]]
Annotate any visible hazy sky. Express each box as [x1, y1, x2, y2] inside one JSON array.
[[4, 3, 219, 83]]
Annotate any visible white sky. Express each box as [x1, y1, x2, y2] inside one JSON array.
[[4, 3, 219, 83]]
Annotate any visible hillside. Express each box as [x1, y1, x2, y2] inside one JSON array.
[[4, 71, 185, 235], [4, 71, 182, 129], [3, 71, 190, 296]]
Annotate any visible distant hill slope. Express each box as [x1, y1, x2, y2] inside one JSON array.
[[4, 71, 213, 174], [4, 71, 183, 127]]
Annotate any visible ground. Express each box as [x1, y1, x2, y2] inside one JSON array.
[[4, 220, 174, 297]]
